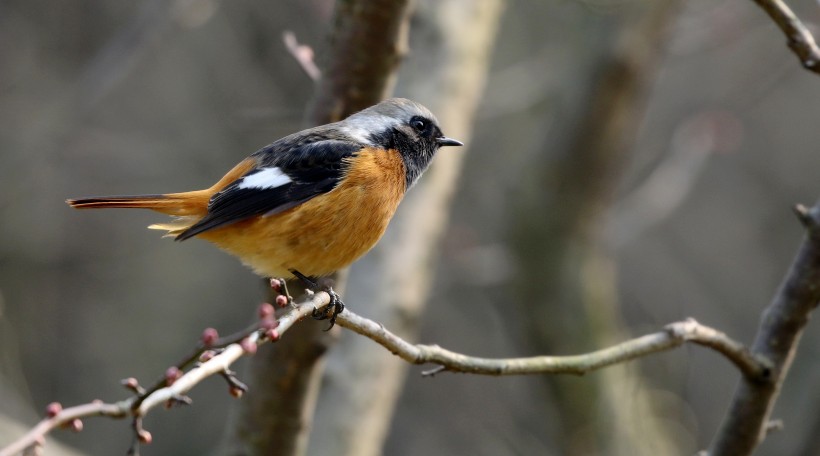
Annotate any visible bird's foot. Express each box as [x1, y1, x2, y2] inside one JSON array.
[[289, 269, 345, 330]]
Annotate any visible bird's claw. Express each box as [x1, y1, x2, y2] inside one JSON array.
[[290, 269, 345, 330], [311, 289, 345, 330]]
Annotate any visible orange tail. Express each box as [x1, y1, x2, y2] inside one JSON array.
[[67, 191, 212, 238], [66, 191, 209, 216], [66, 158, 257, 239]]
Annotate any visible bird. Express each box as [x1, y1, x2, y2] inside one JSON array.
[[67, 98, 462, 325]]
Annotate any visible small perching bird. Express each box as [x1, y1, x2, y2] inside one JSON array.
[[67, 98, 462, 323]]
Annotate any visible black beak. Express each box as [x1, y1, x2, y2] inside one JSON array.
[[436, 136, 463, 147]]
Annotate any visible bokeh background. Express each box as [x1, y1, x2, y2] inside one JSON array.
[[2, 0, 820, 454]]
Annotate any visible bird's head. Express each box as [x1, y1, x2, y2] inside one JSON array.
[[341, 98, 462, 189]]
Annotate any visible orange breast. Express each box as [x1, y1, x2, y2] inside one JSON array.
[[198, 147, 407, 277]]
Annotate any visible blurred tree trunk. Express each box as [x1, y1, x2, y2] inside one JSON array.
[[307, 1, 503, 455], [509, 2, 683, 455], [224, 1, 413, 455]]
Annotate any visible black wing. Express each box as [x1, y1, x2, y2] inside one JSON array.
[[176, 139, 362, 240]]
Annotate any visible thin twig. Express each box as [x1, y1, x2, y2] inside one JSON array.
[[751, 0, 820, 74], [136, 295, 319, 416], [282, 31, 321, 81], [0, 402, 131, 456], [0, 293, 329, 456], [130, 320, 267, 410], [335, 313, 769, 378]]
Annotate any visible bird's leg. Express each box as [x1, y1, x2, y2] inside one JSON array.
[[289, 269, 345, 330]]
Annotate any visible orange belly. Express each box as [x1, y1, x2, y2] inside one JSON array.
[[198, 148, 407, 277]]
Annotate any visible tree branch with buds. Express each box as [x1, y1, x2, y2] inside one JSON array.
[[4, 198, 820, 455], [0, 288, 780, 454], [0, 291, 325, 456]]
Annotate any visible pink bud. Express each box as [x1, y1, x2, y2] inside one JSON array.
[[201, 327, 219, 347], [165, 366, 182, 386], [260, 317, 279, 331], [258, 302, 275, 319], [138, 429, 153, 444], [199, 350, 215, 362], [69, 419, 83, 432], [240, 338, 257, 355], [266, 329, 280, 342], [45, 402, 62, 418], [229, 386, 245, 398], [275, 295, 289, 308], [269, 278, 282, 292]]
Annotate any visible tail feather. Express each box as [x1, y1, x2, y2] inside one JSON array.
[[148, 217, 200, 237], [67, 194, 169, 210], [66, 158, 257, 239], [67, 192, 210, 239], [66, 191, 209, 216]]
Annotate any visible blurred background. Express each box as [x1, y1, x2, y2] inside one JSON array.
[[2, 0, 820, 455]]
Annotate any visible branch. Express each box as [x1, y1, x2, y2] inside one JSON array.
[[1, 284, 778, 455], [282, 31, 321, 81], [133, 296, 320, 416], [0, 292, 330, 456], [709, 201, 820, 455], [0, 401, 129, 456], [335, 313, 769, 379], [752, 0, 820, 74], [16, 194, 820, 456]]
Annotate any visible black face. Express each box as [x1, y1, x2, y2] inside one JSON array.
[[409, 115, 463, 148], [409, 115, 441, 143], [386, 115, 457, 190], [361, 105, 461, 190]]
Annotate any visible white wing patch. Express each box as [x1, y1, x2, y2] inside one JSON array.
[[238, 167, 292, 190]]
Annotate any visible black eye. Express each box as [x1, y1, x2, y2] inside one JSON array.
[[410, 118, 426, 132]]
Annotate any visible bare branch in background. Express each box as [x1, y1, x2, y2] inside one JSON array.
[[283, 31, 321, 82], [709, 202, 820, 455], [751, 0, 820, 74]]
